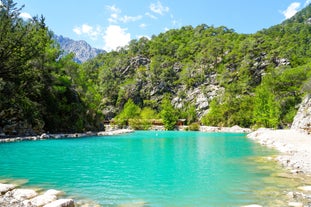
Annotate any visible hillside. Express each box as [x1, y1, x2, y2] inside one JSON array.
[[2, 0, 311, 135], [76, 4, 311, 130], [54, 35, 105, 63]]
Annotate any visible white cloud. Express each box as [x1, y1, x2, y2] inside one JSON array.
[[106, 5, 142, 23], [106, 5, 121, 14], [103, 25, 131, 51], [282, 2, 301, 19], [139, 23, 147, 28], [305, 0, 311, 6], [20, 12, 32, 20], [145, 12, 157, 19], [121, 15, 142, 23], [73, 24, 102, 40], [150, 1, 169, 15]]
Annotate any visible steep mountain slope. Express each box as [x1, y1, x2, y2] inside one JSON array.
[[54, 35, 105, 63]]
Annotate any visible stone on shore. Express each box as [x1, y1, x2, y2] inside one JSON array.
[[0, 183, 16, 195], [199, 125, 252, 133], [11, 188, 38, 200], [288, 202, 303, 207], [297, 185, 311, 191], [247, 128, 311, 174], [29, 190, 59, 206], [43, 198, 75, 207]]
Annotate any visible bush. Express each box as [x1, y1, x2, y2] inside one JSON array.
[[186, 122, 200, 131]]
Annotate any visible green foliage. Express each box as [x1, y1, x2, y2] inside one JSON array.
[[252, 84, 280, 128], [115, 99, 141, 128], [139, 107, 158, 130], [0, 0, 95, 134], [3, 0, 311, 134], [201, 99, 224, 127], [186, 122, 200, 131], [160, 96, 178, 130], [127, 107, 158, 130]]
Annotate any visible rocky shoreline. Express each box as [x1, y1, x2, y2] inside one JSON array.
[[0, 182, 75, 207], [247, 128, 311, 207], [0, 129, 134, 143], [248, 128, 311, 174]]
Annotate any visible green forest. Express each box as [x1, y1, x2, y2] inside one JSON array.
[[2, 0, 311, 135]]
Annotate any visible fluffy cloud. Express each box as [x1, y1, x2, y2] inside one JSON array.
[[150, 1, 169, 15], [282, 2, 301, 19], [305, 0, 311, 6], [107, 5, 142, 23], [103, 25, 131, 51], [20, 12, 32, 20], [73, 24, 102, 40]]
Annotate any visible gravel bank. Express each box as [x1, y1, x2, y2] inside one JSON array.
[[248, 128, 311, 174]]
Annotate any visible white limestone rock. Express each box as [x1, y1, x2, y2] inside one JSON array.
[[297, 185, 311, 191], [43, 199, 75, 207], [0, 183, 16, 195], [11, 188, 38, 200]]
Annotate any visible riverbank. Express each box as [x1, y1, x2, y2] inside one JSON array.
[[0, 129, 134, 143], [248, 128, 311, 174], [246, 128, 311, 207]]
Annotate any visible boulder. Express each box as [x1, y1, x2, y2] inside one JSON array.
[[43, 199, 75, 207], [30, 193, 57, 206], [0, 183, 16, 195], [297, 185, 311, 191], [288, 202, 303, 207], [291, 95, 311, 133], [45, 189, 63, 197], [11, 188, 38, 200]]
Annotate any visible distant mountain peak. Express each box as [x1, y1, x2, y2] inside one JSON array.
[[54, 35, 105, 63]]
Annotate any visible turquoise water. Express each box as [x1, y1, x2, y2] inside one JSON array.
[[0, 131, 281, 206]]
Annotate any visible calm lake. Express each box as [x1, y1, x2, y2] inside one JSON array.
[[0, 131, 298, 206]]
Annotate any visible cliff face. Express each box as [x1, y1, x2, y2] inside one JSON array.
[[291, 95, 311, 133], [54, 35, 105, 63]]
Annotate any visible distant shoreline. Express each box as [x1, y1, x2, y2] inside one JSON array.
[[0, 129, 134, 143], [0, 125, 252, 143]]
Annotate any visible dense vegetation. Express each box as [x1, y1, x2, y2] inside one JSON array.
[[0, 0, 100, 135], [77, 4, 311, 130], [2, 0, 311, 134]]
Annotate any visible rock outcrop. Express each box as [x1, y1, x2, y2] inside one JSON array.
[[291, 95, 311, 133], [0, 183, 74, 207]]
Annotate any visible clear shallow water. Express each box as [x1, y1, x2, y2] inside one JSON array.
[[0, 131, 291, 206]]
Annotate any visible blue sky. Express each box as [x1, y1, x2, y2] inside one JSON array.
[[14, 0, 311, 51]]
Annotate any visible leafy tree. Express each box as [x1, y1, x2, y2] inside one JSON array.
[[160, 96, 178, 130], [115, 99, 141, 127], [252, 85, 280, 128]]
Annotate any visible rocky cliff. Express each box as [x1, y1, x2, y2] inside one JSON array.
[[54, 35, 105, 63], [291, 95, 311, 133]]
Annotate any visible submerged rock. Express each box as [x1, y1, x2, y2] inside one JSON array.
[[43, 198, 75, 207]]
